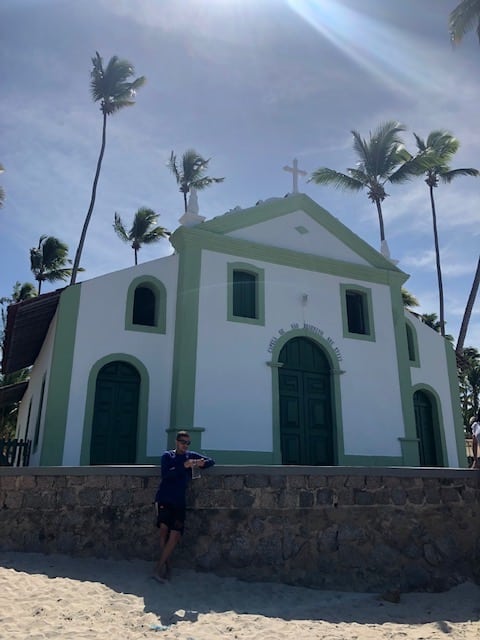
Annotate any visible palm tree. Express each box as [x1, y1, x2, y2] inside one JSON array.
[[421, 312, 454, 343], [30, 235, 73, 295], [70, 53, 146, 285], [449, 3, 480, 355], [113, 207, 170, 265], [310, 121, 419, 258], [168, 149, 224, 213], [401, 288, 420, 309], [450, 1, 480, 43], [413, 131, 479, 337], [0, 163, 5, 208]]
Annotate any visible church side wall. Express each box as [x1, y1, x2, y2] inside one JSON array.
[[61, 256, 179, 465], [195, 249, 405, 461], [15, 314, 58, 466], [408, 315, 462, 466], [0, 466, 478, 592]]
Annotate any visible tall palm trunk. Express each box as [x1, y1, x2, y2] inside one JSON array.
[[456, 255, 480, 355], [183, 190, 188, 213], [70, 111, 107, 285], [374, 199, 386, 243], [37, 277, 43, 296], [429, 185, 445, 337]]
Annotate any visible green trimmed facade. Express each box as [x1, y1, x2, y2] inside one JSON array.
[[15, 194, 466, 468]]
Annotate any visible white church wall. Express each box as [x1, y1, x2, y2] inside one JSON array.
[[408, 314, 459, 466], [195, 250, 404, 458], [228, 209, 371, 265], [61, 255, 179, 465], [17, 314, 58, 466]]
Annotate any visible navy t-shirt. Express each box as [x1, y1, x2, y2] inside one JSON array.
[[155, 449, 215, 507]]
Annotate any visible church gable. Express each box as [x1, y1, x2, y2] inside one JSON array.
[[200, 194, 403, 273]]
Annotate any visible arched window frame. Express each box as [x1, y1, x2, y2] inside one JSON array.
[[227, 262, 265, 326], [340, 283, 375, 342], [405, 318, 420, 367], [125, 275, 167, 334]]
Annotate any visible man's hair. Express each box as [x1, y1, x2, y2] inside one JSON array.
[[176, 430, 190, 440]]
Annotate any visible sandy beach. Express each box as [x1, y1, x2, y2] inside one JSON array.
[[0, 551, 479, 640]]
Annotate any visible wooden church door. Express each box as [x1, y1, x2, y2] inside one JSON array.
[[90, 361, 140, 465], [414, 390, 442, 466], [279, 337, 334, 465]]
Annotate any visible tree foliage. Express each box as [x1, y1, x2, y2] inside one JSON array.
[[168, 149, 224, 213], [70, 53, 146, 285], [113, 207, 170, 265]]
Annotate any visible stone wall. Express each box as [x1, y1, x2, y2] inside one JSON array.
[[1, 466, 479, 592]]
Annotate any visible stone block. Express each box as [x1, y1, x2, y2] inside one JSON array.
[[111, 489, 133, 507], [269, 474, 287, 490], [354, 489, 375, 506], [440, 487, 461, 503], [233, 491, 255, 508], [17, 475, 36, 489], [406, 488, 425, 505], [287, 475, 306, 489], [223, 475, 244, 490], [391, 488, 407, 505], [78, 487, 101, 506], [327, 476, 347, 490], [345, 475, 366, 489], [425, 488, 441, 504], [0, 476, 16, 490], [4, 491, 23, 509], [308, 475, 327, 488], [277, 489, 298, 509], [299, 490, 314, 508], [316, 488, 333, 505], [365, 476, 382, 489], [245, 474, 269, 488]]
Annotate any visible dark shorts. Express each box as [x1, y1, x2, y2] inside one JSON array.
[[155, 502, 185, 534]]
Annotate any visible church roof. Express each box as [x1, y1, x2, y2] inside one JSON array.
[[2, 289, 62, 375]]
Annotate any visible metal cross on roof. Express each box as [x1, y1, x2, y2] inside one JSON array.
[[283, 158, 307, 194]]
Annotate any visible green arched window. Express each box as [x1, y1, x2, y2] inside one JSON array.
[[125, 276, 167, 334]]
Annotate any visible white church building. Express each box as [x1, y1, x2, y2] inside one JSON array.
[[3, 189, 466, 468]]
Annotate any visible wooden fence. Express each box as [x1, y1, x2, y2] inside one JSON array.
[[0, 439, 31, 467]]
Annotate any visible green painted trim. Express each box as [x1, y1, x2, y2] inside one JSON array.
[[405, 318, 421, 368], [169, 243, 202, 430], [444, 342, 467, 467], [269, 328, 344, 465], [33, 376, 46, 452], [197, 193, 404, 273], [412, 383, 448, 466], [339, 283, 376, 342], [125, 275, 167, 334], [389, 287, 418, 466], [40, 285, 81, 466], [80, 353, 150, 465], [227, 261, 265, 326], [170, 226, 408, 287]]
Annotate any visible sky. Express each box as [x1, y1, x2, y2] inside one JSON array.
[[1, 0, 480, 347]]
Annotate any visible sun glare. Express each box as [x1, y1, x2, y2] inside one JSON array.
[[286, 0, 441, 97]]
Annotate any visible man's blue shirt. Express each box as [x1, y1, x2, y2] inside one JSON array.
[[155, 449, 215, 507]]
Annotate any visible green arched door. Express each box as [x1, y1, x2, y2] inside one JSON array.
[[90, 361, 140, 465], [414, 390, 442, 466], [279, 337, 334, 465]]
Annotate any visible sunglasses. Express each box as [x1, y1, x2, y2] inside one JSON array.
[[177, 439, 191, 445]]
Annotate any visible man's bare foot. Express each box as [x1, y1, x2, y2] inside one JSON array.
[[151, 573, 167, 584]]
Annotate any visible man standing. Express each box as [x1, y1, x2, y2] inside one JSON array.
[[154, 430, 215, 582]]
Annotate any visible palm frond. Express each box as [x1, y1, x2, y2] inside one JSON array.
[[310, 167, 365, 192], [449, 0, 480, 44], [113, 212, 129, 241], [439, 167, 480, 183]]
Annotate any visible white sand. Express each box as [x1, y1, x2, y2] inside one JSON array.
[[0, 551, 479, 639]]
